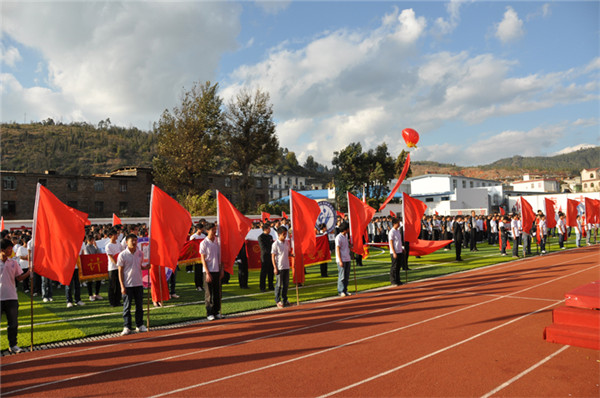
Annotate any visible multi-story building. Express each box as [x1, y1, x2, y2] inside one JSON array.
[[581, 168, 600, 192], [510, 174, 561, 193], [257, 173, 308, 201]]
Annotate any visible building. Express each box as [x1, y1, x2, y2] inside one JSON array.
[[1, 167, 153, 220], [561, 176, 581, 193], [510, 174, 561, 193], [581, 168, 600, 192], [209, 174, 270, 207], [256, 173, 308, 201]]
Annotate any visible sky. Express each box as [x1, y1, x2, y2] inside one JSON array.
[[1, 1, 598, 167]]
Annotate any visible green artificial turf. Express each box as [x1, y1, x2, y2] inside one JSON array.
[[0, 235, 587, 351]]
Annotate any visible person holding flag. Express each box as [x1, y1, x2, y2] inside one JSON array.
[[335, 222, 352, 297], [388, 217, 405, 285], [118, 234, 149, 335], [200, 223, 223, 321]]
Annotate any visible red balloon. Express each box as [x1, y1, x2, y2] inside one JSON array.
[[402, 128, 419, 148]]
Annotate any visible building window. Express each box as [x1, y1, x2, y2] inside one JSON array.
[[94, 201, 104, 214], [531, 183, 534, 189], [584, 183, 588, 188], [67, 178, 78, 192], [469, 181, 473, 188], [256, 179, 263, 188], [2, 176, 16, 190], [94, 180, 104, 192], [67, 201, 78, 209], [462, 181, 466, 188], [119, 180, 127, 192], [441, 196, 450, 201], [38, 178, 47, 187], [425, 198, 434, 202], [224, 177, 232, 188], [2, 201, 16, 216], [119, 201, 128, 212], [591, 173, 595, 179], [592, 183, 596, 188], [452, 180, 457, 190]]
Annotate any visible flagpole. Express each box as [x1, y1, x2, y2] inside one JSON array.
[[290, 189, 300, 306], [347, 192, 358, 293], [216, 190, 223, 316], [30, 183, 41, 351], [29, 249, 33, 352], [402, 194, 408, 285], [146, 185, 155, 328]]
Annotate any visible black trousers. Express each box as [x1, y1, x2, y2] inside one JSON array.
[[108, 270, 121, 307], [122, 286, 144, 329], [320, 262, 328, 277], [238, 258, 249, 288], [260, 258, 274, 290], [194, 263, 204, 289], [204, 272, 222, 317], [390, 253, 406, 285], [455, 241, 462, 260], [470, 230, 477, 250], [1, 300, 19, 347]]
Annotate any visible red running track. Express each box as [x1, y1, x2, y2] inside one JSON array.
[[1, 246, 599, 397]]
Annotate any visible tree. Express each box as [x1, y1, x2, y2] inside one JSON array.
[[394, 149, 412, 178], [224, 88, 279, 212], [304, 155, 318, 173], [153, 81, 224, 195], [178, 190, 217, 216]]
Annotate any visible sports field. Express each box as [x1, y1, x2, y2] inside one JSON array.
[[0, 235, 593, 352]]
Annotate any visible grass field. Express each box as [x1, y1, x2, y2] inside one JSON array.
[[0, 235, 589, 351]]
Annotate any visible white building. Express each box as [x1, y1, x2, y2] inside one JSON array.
[[256, 173, 308, 201], [581, 168, 600, 192], [510, 174, 560, 193]]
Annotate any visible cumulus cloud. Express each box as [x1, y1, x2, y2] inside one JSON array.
[[434, 0, 464, 36], [554, 144, 597, 155], [0, 44, 22, 67], [255, 0, 291, 15], [495, 6, 525, 43], [1, 2, 241, 126]]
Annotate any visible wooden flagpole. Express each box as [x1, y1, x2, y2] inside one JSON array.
[[29, 250, 34, 351], [29, 183, 41, 351], [290, 189, 300, 306]]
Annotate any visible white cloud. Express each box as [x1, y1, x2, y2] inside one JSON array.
[[554, 144, 596, 155], [394, 9, 427, 44], [0, 44, 22, 67], [434, 0, 464, 36], [495, 6, 525, 43], [572, 118, 598, 127], [255, 0, 291, 15], [527, 3, 552, 21], [1, 2, 241, 126]]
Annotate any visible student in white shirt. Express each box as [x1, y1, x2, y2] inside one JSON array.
[[105, 229, 123, 307], [335, 222, 352, 297], [388, 217, 405, 286], [200, 223, 222, 321], [1, 239, 30, 353], [118, 234, 149, 335], [272, 226, 293, 308]]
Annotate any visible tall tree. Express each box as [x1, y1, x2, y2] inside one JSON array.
[[224, 88, 279, 212], [332, 142, 368, 208], [153, 81, 224, 195]]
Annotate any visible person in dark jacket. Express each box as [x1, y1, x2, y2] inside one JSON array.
[[258, 224, 275, 291], [453, 216, 465, 261]]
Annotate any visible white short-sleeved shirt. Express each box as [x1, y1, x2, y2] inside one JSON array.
[[388, 227, 403, 254], [511, 219, 519, 238], [16, 245, 29, 270], [105, 242, 123, 271], [117, 247, 144, 288], [1, 258, 23, 301], [199, 237, 221, 273], [271, 239, 290, 270], [189, 233, 206, 241], [335, 233, 351, 263]]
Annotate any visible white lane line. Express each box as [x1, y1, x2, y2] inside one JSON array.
[[480, 345, 570, 398]]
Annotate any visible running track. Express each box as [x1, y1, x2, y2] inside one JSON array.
[[1, 247, 599, 397]]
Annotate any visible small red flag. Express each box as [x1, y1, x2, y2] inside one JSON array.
[[566, 199, 579, 227], [218, 192, 254, 275], [1, 216, 4, 230], [585, 197, 600, 224], [282, 211, 288, 219], [403, 193, 427, 243], [434, 210, 439, 216], [520, 198, 536, 234], [149, 185, 192, 271], [545, 198, 557, 229], [32, 184, 87, 285], [500, 207, 506, 215], [261, 212, 271, 222], [112, 213, 123, 226], [379, 153, 411, 212], [347, 192, 375, 257], [336, 211, 345, 218], [390, 210, 396, 217], [290, 190, 321, 284]]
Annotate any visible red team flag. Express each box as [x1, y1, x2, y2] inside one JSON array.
[[336, 211, 345, 218], [32, 184, 87, 285], [1, 216, 4, 230], [347, 192, 375, 257], [379, 153, 411, 212], [545, 198, 557, 229], [69, 207, 91, 226], [402, 192, 427, 243], [112, 213, 123, 226], [520, 197, 536, 234], [218, 192, 254, 275], [282, 211, 288, 219], [585, 197, 600, 224], [290, 190, 321, 284], [566, 199, 579, 227], [500, 207, 506, 216], [389, 210, 396, 217], [261, 212, 271, 222]]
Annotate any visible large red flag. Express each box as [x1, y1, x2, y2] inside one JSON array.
[[69, 207, 91, 226], [545, 198, 557, 229], [112, 213, 123, 226], [290, 190, 320, 284], [379, 153, 411, 212], [520, 197, 536, 234], [585, 197, 600, 224], [218, 192, 253, 275], [347, 192, 375, 257], [566, 199, 579, 227], [32, 184, 87, 285], [403, 192, 427, 243], [149, 185, 192, 271]]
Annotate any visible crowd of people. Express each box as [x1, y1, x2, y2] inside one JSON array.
[[1, 208, 597, 354]]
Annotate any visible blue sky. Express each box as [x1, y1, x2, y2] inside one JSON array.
[[1, 1, 598, 167]]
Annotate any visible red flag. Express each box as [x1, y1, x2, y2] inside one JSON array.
[[566, 199, 579, 227], [336, 211, 345, 218], [347, 192, 375, 257], [520, 198, 536, 234], [379, 153, 411, 212], [218, 192, 254, 275], [434, 210, 439, 216], [261, 212, 271, 222], [403, 193, 427, 243], [545, 198, 556, 229], [32, 184, 87, 285], [69, 207, 91, 226], [1, 216, 4, 230], [149, 185, 192, 271], [389, 210, 396, 217], [282, 211, 288, 219], [585, 197, 600, 224], [410, 239, 453, 256], [112, 213, 123, 226], [500, 207, 506, 215], [290, 190, 321, 284], [499, 230, 512, 251]]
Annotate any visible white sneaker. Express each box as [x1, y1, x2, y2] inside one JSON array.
[[76, 301, 85, 306], [170, 294, 180, 299], [136, 325, 148, 333], [89, 295, 96, 301], [95, 295, 104, 300], [9, 345, 23, 354], [121, 327, 131, 336], [66, 302, 74, 308], [346, 292, 352, 296], [207, 315, 215, 321], [340, 292, 347, 297], [43, 298, 49, 303], [49, 298, 53, 302]]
